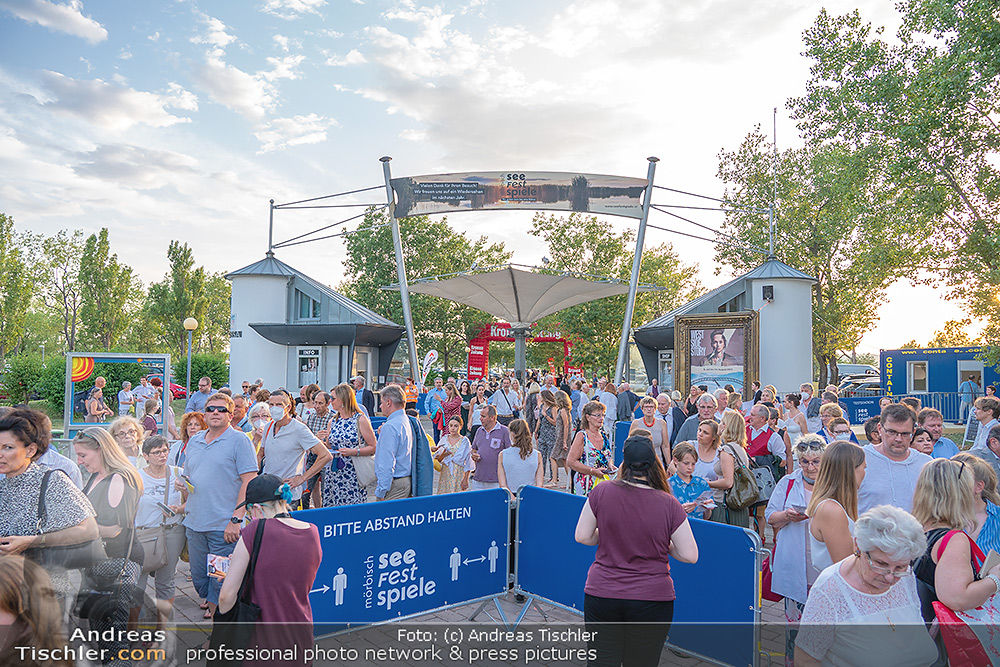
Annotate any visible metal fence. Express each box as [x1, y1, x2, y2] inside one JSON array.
[[840, 392, 972, 425]]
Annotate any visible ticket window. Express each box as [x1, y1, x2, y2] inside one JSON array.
[[298, 348, 320, 387], [659, 350, 674, 392]]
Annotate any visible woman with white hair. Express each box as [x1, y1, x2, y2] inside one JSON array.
[[795, 505, 937, 667]]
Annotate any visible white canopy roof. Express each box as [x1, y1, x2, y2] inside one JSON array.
[[390, 265, 656, 326]]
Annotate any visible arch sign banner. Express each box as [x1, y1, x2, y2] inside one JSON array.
[[390, 172, 647, 219]]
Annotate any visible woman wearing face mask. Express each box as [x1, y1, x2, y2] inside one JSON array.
[[824, 416, 860, 445], [765, 434, 828, 665], [806, 442, 866, 584], [247, 402, 271, 454]]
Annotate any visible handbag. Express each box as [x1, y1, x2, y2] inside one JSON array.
[[353, 455, 377, 487], [137, 466, 174, 573], [751, 456, 777, 503], [25, 470, 107, 571], [722, 444, 760, 511], [208, 519, 266, 667]]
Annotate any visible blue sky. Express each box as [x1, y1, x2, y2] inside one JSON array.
[[0, 0, 973, 352]]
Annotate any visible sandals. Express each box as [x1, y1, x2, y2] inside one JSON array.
[[203, 608, 213, 619], [199, 601, 209, 610]]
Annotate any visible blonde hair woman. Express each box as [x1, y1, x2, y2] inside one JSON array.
[[535, 390, 559, 486], [498, 419, 542, 496], [952, 453, 1000, 555], [552, 390, 573, 487], [321, 383, 376, 507], [806, 441, 866, 584], [73, 427, 144, 661], [714, 411, 751, 528], [912, 458, 999, 621]]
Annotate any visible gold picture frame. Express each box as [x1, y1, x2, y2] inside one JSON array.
[[675, 312, 759, 399]]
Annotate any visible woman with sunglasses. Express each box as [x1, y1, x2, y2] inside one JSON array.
[[795, 505, 936, 667], [953, 453, 1000, 556], [764, 434, 826, 666]]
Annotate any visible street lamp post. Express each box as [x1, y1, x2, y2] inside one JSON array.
[[39, 343, 45, 366], [183, 318, 198, 398]]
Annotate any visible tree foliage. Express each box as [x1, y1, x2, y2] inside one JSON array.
[[143, 241, 209, 361], [0, 214, 31, 360], [172, 352, 229, 391], [716, 129, 937, 386], [0, 355, 44, 405], [23, 229, 85, 352], [790, 3, 1000, 362], [340, 208, 511, 373], [927, 319, 982, 348], [529, 213, 701, 378], [79, 229, 142, 351]]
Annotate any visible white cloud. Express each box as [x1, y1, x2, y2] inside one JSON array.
[[262, 0, 325, 20], [191, 14, 236, 50], [325, 49, 366, 66], [38, 71, 194, 130], [72, 143, 200, 188], [118, 49, 132, 60], [191, 52, 273, 121], [399, 128, 427, 142], [274, 34, 290, 52], [148, 30, 159, 41], [262, 54, 305, 82], [254, 113, 337, 152], [0, 0, 107, 44]]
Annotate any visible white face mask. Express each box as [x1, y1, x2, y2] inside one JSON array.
[[269, 406, 286, 421], [253, 419, 267, 431], [800, 392, 809, 402], [834, 432, 851, 441]]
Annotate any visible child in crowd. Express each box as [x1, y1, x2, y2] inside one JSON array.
[[668, 442, 713, 519]]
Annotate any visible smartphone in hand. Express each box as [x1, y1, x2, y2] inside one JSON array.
[[207, 554, 230, 579]]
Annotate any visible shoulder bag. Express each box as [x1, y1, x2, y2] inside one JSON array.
[[208, 519, 266, 667], [750, 456, 777, 503], [137, 466, 174, 573], [25, 470, 107, 571], [761, 478, 796, 602], [721, 444, 760, 511]]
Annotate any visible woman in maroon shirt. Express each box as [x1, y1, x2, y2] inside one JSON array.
[[575, 435, 699, 667]]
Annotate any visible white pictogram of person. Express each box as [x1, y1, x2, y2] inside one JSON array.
[[488, 540, 498, 573], [333, 567, 347, 606], [450, 547, 461, 581]]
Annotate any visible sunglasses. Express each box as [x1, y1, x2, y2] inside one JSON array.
[[205, 405, 230, 413]]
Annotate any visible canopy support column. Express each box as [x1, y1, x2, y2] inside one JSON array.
[[381, 156, 419, 379], [512, 327, 529, 383], [614, 157, 659, 386]]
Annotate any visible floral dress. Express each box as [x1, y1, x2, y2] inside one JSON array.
[[572, 430, 613, 496], [436, 435, 471, 494], [322, 414, 366, 507]]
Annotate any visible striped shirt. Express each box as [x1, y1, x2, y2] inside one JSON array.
[[977, 502, 1000, 557]]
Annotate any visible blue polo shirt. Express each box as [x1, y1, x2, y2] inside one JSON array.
[[182, 427, 257, 532]]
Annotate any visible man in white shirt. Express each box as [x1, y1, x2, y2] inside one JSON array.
[[969, 397, 1000, 478], [655, 394, 674, 444], [857, 404, 932, 514], [133, 377, 156, 420], [259, 390, 332, 507], [488, 376, 521, 426], [801, 383, 822, 434]]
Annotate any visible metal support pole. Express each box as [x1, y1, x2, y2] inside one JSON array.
[[381, 156, 419, 378], [267, 199, 275, 256], [186, 329, 193, 398], [614, 157, 659, 386], [513, 328, 528, 383]]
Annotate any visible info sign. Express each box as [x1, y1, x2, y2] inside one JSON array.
[[299, 489, 510, 630], [391, 172, 647, 219]]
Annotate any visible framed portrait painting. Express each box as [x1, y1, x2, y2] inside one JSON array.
[[674, 312, 759, 398]]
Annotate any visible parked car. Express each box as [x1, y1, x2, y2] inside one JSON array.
[[840, 377, 884, 397], [169, 382, 186, 400]]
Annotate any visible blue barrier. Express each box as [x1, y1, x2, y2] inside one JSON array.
[[298, 489, 510, 631], [840, 396, 881, 425], [841, 391, 966, 424], [613, 421, 630, 468], [515, 485, 761, 667]]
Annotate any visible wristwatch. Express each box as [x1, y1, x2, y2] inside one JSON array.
[[229, 516, 242, 525]]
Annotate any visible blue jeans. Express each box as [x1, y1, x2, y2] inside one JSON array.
[[185, 528, 233, 605]]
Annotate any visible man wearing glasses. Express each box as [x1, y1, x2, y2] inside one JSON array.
[[181, 393, 257, 619], [858, 403, 932, 514], [185, 376, 213, 412]]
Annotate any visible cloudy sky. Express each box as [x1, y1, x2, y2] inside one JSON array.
[[0, 0, 975, 355]]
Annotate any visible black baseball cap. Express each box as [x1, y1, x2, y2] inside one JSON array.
[[235, 474, 288, 509], [622, 435, 657, 470]]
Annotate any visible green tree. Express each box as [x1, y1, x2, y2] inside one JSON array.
[[0, 214, 31, 360], [529, 213, 701, 378], [927, 319, 982, 348], [790, 4, 1000, 361], [23, 229, 86, 352], [200, 272, 231, 354], [78, 229, 143, 351], [340, 208, 511, 373], [171, 352, 229, 392], [716, 130, 937, 386], [144, 241, 208, 361], [0, 354, 44, 404]]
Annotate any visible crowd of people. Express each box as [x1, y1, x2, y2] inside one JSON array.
[[2, 367, 1000, 666]]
